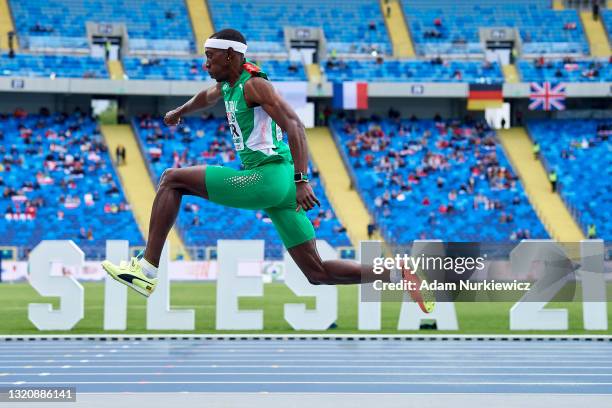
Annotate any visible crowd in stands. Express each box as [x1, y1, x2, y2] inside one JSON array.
[[333, 112, 547, 243], [527, 119, 610, 239], [520, 56, 611, 82], [402, 0, 588, 55], [323, 56, 503, 83], [134, 115, 350, 259], [0, 109, 142, 258]]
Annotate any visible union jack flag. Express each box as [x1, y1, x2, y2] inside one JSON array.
[[529, 82, 566, 111]]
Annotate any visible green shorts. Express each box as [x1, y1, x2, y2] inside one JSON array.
[[205, 160, 315, 249]]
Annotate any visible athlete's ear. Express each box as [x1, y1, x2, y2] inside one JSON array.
[[226, 49, 233, 62]]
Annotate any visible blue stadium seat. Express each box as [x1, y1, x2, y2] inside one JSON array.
[[123, 57, 307, 81], [9, 0, 194, 52], [207, 0, 391, 54], [0, 53, 108, 79], [0, 112, 143, 259], [518, 59, 611, 82], [322, 59, 503, 83], [331, 118, 548, 243], [527, 119, 611, 239], [133, 116, 350, 259], [402, 0, 589, 55]]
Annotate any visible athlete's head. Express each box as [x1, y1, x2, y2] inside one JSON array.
[[204, 28, 247, 82]]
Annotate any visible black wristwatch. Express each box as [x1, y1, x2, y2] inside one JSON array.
[[294, 172, 309, 183]]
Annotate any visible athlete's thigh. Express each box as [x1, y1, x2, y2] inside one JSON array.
[[205, 164, 289, 210], [160, 165, 208, 199], [266, 206, 315, 250]]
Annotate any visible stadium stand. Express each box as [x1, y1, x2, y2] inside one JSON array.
[[133, 115, 351, 259], [402, 0, 589, 55], [8, 0, 194, 52], [331, 117, 548, 244], [0, 111, 143, 258], [123, 57, 307, 81], [527, 119, 611, 239], [0, 53, 108, 78], [518, 58, 611, 82], [207, 0, 391, 54], [322, 58, 504, 83]]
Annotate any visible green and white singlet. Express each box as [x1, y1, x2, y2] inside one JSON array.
[[204, 61, 315, 249], [221, 65, 292, 169]]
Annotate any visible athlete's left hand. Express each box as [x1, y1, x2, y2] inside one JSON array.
[[296, 182, 320, 212]]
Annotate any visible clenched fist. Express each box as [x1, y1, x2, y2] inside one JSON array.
[[163, 109, 182, 126]]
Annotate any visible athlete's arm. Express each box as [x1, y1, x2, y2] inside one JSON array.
[[244, 77, 320, 212], [164, 83, 222, 126]]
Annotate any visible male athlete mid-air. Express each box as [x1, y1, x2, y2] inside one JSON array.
[[101, 29, 434, 314]]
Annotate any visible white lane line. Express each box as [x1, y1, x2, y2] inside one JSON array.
[[1, 358, 610, 364], [2, 364, 612, 370], [0, 380, 611, 386], [2, 345, 609, 351], [6, 372, 612, 377], [3, 361, 612, 370]]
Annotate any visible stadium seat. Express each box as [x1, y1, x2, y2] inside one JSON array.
[[207, 0, 391, 54], [331, 118, 548, 243], [518, 59, 611, 82], [9, 0, 194, 52], [0, 112, 143, 259], [527, 119, 611, 238], [402, 0, 589, 55], [0, 53, 108, 79], [133, 116, 350, 259], [123, 58, 307, 81], [322, 59, 503, 83]]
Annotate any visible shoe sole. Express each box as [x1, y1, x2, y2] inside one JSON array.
[[102, 264, 152, 298], [402, 268, 436, 314]]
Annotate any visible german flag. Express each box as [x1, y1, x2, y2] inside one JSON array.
[[467, 83, 503, 110]]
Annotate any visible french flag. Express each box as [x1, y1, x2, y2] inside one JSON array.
[[333, 82, 368, 110]]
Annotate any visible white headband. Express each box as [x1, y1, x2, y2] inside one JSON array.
[[204, 38, 247, 54]]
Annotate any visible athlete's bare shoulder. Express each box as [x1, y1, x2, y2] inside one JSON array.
[[243, 76, 276, 107]]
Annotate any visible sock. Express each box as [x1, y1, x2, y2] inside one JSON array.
[[139, 258, 158, 279], [389, 267, 402, 283]]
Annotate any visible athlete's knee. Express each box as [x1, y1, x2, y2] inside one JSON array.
[[301, 265, 331, 285]]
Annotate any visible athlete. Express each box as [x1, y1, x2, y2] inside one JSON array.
[[101, 29, 434, 314]]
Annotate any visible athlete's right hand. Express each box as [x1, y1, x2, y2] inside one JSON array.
[[163, 109, 182, 126]]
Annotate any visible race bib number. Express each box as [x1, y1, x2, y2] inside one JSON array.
[[225, 101, 244, 151]]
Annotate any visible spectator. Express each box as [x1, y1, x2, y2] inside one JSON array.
[[592, 1, 600, 21], [548, 170, 558, 193], [367, 220, 377, 239], [587, 223, 597, 239], [533, 142, 540, 160]]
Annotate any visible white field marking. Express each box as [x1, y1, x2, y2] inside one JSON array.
[[6, 372, 612, 377], [80, 360, 89, 363], [12, 381, 25, 385], [2, 364, 612, 370], [0, 380, 612, 386], [0, 373, 7, 376]]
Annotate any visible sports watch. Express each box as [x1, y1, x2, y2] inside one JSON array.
[[294, 172, 309, 183]]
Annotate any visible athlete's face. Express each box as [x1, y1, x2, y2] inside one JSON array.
[[204, 48, 230, 82]]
